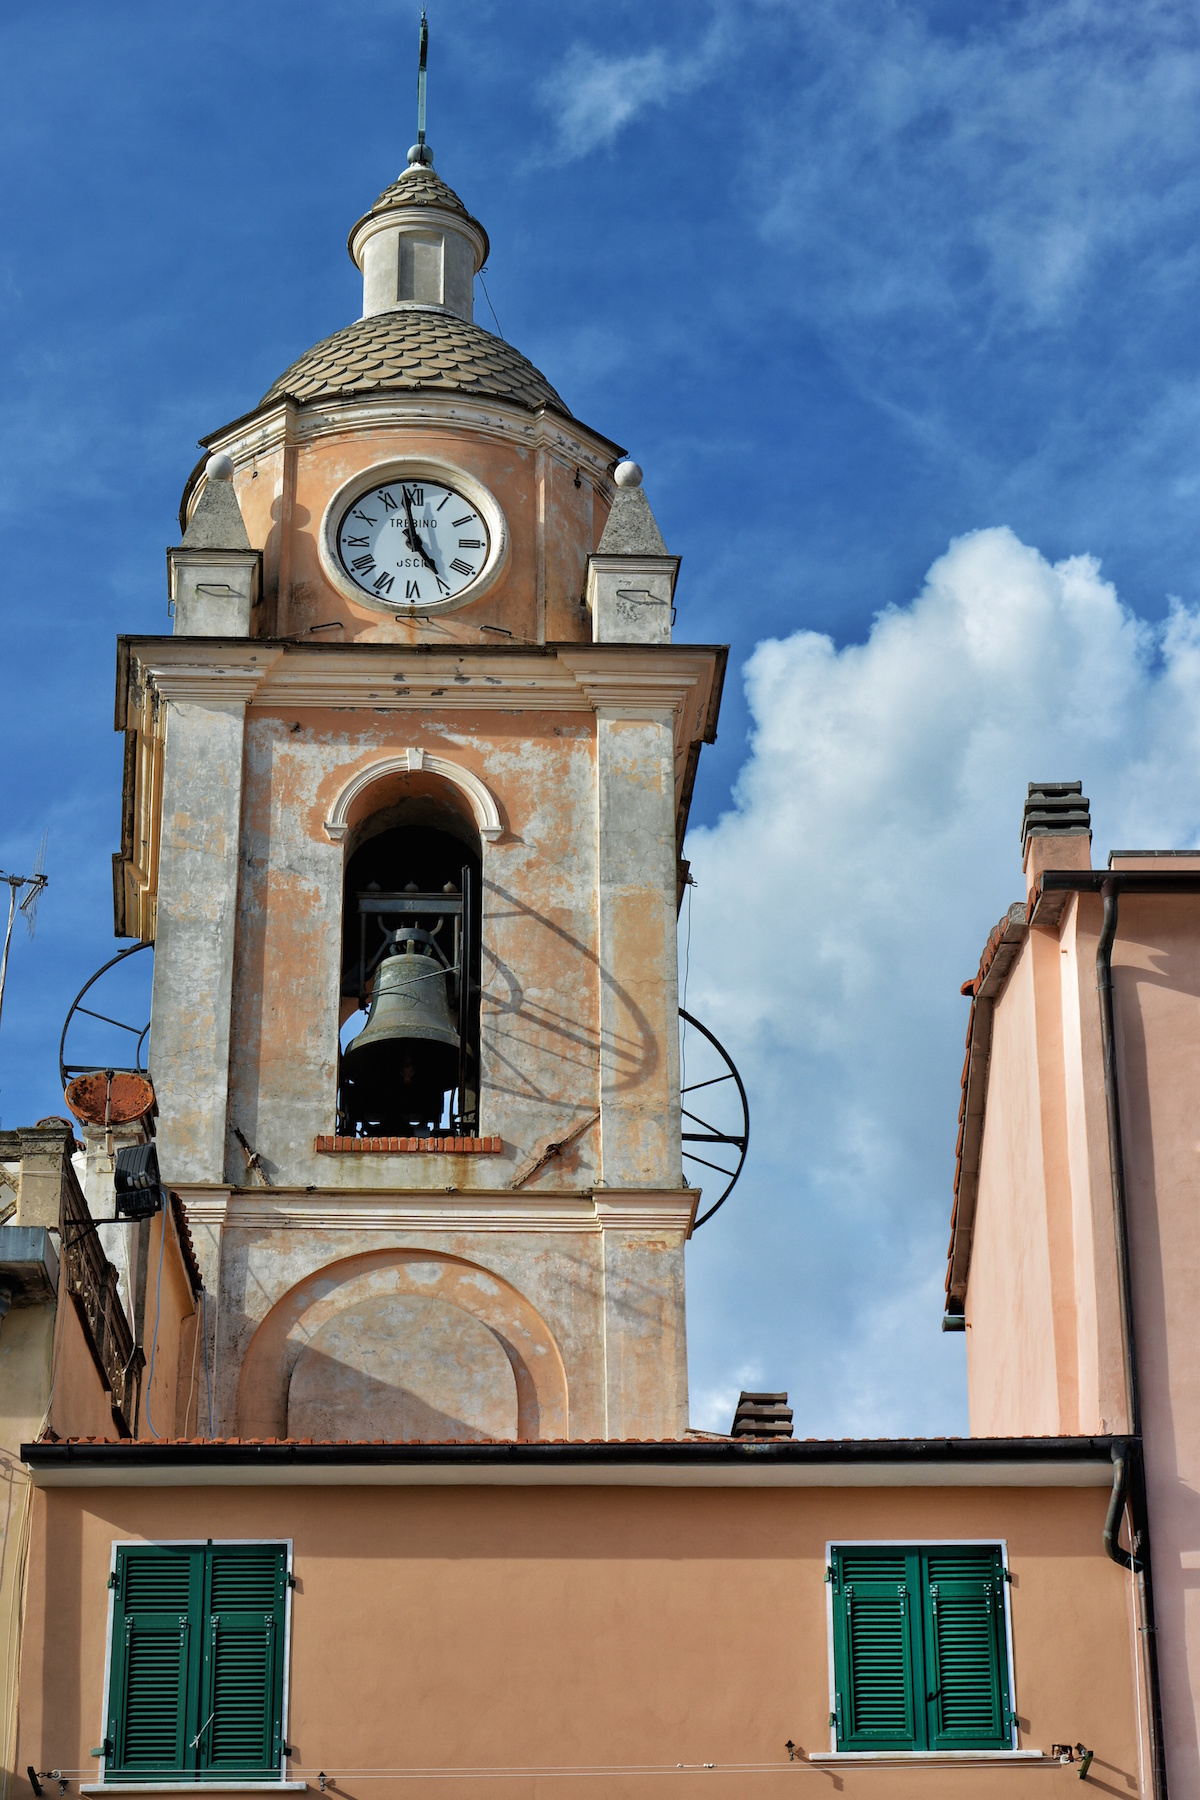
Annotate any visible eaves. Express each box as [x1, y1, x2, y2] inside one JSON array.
[[944, 900, 1029, 1321], [22, 1433, 1119, 1490]]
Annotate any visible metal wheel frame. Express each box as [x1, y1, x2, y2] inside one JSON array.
[[59, 940, 153, 1091], [679, 1006, 750, 1228]]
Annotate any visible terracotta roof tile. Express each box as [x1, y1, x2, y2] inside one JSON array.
[[262, 308, 568, 415]]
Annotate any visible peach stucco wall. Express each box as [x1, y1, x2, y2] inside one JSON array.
[[15, 1480, 1138, 1800], [968, 943, 1061, 1434], [225, 407, 610, 651], [966, 895, 1127, 1440], [963, 878, 1200, 1794], [1109, 893, 1200, 1798]]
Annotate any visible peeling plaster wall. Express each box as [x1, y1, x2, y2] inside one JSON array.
[[154, 397, 703, 1443], [227, 709, 604, 1190], [150, 696, 247, 1182]]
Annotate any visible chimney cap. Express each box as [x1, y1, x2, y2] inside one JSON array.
[[731, 1390, 794, 1440], [1021, 780, 1091, 851]]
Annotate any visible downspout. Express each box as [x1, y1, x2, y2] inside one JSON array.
[[1097, 880, 1168, 1800]]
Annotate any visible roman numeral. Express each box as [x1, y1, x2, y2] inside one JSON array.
[[381, 492, 398, 511], [436, 494, 451, 511], [373, 571, 395, 594], [351, 555, 375, 573], [452, 514, 472, 527], [344, 535, 368, 546], [435, 576, 450, 595], [406, 580, 420, 599], [450, 558, 473, 576], [411, 487, 424, 505], [457, 538, 483, 549], [351, 509, 378, 524]]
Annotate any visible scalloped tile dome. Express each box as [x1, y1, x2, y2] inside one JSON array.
[[261, 308, 569, 414], [371, 166, 472, 219]]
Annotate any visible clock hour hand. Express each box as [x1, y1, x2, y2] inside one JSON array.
[[401, 487, 439, 574]]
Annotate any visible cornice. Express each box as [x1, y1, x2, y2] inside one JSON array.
[[349, 203, 489, 269], [593, 1189, 699, 1233], [201, 393, 622, 490], [219, 1188, 613, 1232], [131, 645, 283, 705], [126, 643, 721, 745]]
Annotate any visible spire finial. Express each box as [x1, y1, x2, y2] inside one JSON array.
[[407, 10, 434, 167]]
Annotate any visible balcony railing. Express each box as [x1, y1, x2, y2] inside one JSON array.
[[60, 1167, 142, 1437]]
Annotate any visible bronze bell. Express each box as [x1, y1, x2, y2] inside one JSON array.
[[341, 939, 460, 1132]]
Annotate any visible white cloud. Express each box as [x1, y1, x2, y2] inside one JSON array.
[[684, 526, 1200, 1438], [755, 1, 1200, 336], [538, 19, 728, 162]]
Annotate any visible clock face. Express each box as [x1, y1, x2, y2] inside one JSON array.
[[335, 479, 491, 606]]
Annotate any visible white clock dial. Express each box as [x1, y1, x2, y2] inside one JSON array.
[[335, 480, 491, 606]]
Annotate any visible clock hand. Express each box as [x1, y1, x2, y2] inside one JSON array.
[[401, 486, 440, 574]]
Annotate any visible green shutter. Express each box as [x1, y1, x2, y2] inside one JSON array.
[[922, 1547, 1011, 1751], [106, 1543, 287, 1783], [106, 1546, 202, 1777], [831, 1545, 1013, 1756], [830, 1548, 921, 1751], [199, 1545, 288, 1778]]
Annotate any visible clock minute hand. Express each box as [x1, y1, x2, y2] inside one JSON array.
[[401, 487, 439, 574]]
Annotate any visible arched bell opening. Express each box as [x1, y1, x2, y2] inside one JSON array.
[[336, 781, 482, 1138]]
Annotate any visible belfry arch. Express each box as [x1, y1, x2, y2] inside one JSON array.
[[236, 1248, 569, 1442], [330, 757, 488, 1137]]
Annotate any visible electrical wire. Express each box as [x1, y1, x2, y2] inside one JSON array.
[[477, 269, 504, 341], [1, 1263, 68, 1800], [45, 1761, 818, 1781], [183, 1282, 201, 1437], [1128, 1496, 1147, 1800], [142, 1199, 167, 1439], [679, 876, 693, 1106], [202, 1285, 213, 1439]]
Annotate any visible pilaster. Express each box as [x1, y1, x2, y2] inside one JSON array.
[[597, 1190, 695, 1439], [149, 682, 250, 1186], [595, 706, 681, 1190]]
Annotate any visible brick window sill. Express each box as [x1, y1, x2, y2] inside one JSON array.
[[314, 1134, 503, 1154]]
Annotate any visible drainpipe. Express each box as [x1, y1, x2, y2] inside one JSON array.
[[1096, 880, 1168, 1800]]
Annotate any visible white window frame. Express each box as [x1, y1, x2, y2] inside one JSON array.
[[822, 1537, 1019, 1760], [92, 1537, 295, 1793]]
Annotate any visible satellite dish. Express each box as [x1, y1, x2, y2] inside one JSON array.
[[64, 1070, 156, 1127]]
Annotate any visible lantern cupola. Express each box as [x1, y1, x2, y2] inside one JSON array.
[[349, 154, 489, 324]]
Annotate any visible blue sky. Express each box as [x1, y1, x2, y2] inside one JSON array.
[[3, 1, 1199, 1435]]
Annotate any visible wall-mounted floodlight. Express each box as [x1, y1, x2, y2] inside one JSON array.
[[114, 1143, 162, 1221]]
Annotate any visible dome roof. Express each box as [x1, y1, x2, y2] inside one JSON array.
[[261, 307, 569, 414]]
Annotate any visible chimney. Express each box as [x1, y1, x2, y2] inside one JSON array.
[[1022, 780, 1092, 900], [731, 1391, 794, 1439]]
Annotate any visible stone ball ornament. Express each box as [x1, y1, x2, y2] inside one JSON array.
[[205, 452, 236, 483], [613, 459, 643, 489]]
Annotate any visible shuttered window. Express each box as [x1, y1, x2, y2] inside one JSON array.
[[829, 1544, 1012, 1753], [105, 1543, 288, 1782]]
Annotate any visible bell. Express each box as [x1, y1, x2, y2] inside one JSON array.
[[341, 940, 460, 1132]]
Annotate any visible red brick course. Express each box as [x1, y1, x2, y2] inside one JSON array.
[[314, 1134, 503, 1154]]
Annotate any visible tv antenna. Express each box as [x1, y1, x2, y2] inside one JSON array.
[[0, 832, 48, 1036]]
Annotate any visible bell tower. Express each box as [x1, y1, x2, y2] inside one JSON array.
[[113, 129, 725, 1443]]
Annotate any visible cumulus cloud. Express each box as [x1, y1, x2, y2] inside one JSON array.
[[684, 526, 1200, 1435]]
